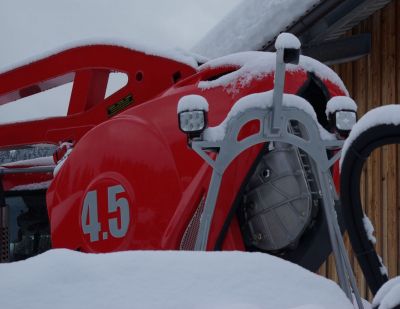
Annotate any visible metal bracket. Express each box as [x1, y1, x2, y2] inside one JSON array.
[[188, 39, 364, 308]]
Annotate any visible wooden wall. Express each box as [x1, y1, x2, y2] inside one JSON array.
[[318, 0, 400, 299]]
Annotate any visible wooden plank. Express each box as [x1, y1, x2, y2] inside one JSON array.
[[398, 145, 400, 277], [396, 0, 400, 278], [387, 144, 398, 278], [365, 9, 382, 300], [352, 18, 369, 298], [380, 1, 397, 276]]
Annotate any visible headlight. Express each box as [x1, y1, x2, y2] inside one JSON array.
[[177, 95, 209, 138], [335, 110, 357, 131], [178, 110, 207, 134]]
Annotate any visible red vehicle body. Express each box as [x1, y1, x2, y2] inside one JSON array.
[[0, 44, 346, 268]]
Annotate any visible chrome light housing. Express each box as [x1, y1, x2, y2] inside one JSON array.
[[335, 110, 357, 132], [177, 95, 209, 139], [326, 97, 357, 138], [178, 110, 207, 135]]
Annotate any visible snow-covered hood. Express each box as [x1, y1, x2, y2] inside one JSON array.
[[198, 51, 348, 96]]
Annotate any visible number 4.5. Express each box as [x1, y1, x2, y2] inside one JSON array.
[[81, 185, 130, 242]]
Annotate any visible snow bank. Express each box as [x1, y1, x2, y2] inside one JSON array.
[[373, 277, 400, 309], [341, 105, 400, 166], [198, 51, 348, 96], [193, 0, 320, 59], [0, 249, 354, 309]]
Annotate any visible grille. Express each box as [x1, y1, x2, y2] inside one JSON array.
[[0, 227, 9, 262], [180, 196, 206, 250]]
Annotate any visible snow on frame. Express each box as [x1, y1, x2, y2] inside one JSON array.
[[203, 90, 336, 142], [340, 105, 400, 167], [0, 38, 199, 75], [1, 156, 54, 167], [0, 249, 356, 309], [197, 51, 349, 97], [362, 215, 377, 245], [9, 180, 52, 191]]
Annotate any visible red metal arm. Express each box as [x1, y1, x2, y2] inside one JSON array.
[[0, 45, 197, 148]]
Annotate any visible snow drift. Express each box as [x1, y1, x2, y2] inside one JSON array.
[[0, 249, 354, 309]]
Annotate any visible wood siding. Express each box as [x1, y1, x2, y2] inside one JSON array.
[[318, 0, 400, 299]]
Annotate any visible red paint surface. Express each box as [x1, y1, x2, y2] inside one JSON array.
[[0, 46, 347, 253]]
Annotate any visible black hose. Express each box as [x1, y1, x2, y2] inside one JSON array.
[[340, 123, 400, 295]]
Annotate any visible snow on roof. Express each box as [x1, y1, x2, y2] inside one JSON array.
[[0, 249, 355, 309], [340, 104, 400, 167], [192, 0, 321, 59], [198, 51, 349, 96], [203, 90, 336, 142], [0, 39, 199, 75]]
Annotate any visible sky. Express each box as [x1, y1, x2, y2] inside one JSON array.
[[0, 0, 241, 123], [0, 0, 242, 70]]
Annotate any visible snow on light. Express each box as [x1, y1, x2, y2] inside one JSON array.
[[0, 249, 354, 309], [373, 277, 400, 309], [193, 0, 320, 59], [203, 90, 335, 142], [325, 96, 357, 119], [198, 52, 349, 97], [340, 105, 400, 167], [275, 33, 301, 50], [177, 95, 209, 113]]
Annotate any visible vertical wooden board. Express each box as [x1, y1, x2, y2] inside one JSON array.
[[380, 1, 397, 273], [363, 11, 383, 303], [317, 262, 328, 277], [353, 19, 369, 298], [396, 0, 400, 279], [381, 144, 389, 268], [386, 144, 398, 278], [328, 253, 338, 283], [396, 145, 400, 275]]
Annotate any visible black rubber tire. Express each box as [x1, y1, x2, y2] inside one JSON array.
[[340, 124, 400, 295]]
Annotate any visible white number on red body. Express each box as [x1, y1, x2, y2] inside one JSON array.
[[81, 185, 130, 242]]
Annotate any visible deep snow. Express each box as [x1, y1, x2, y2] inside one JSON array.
[[0, 249, 355, 309]]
